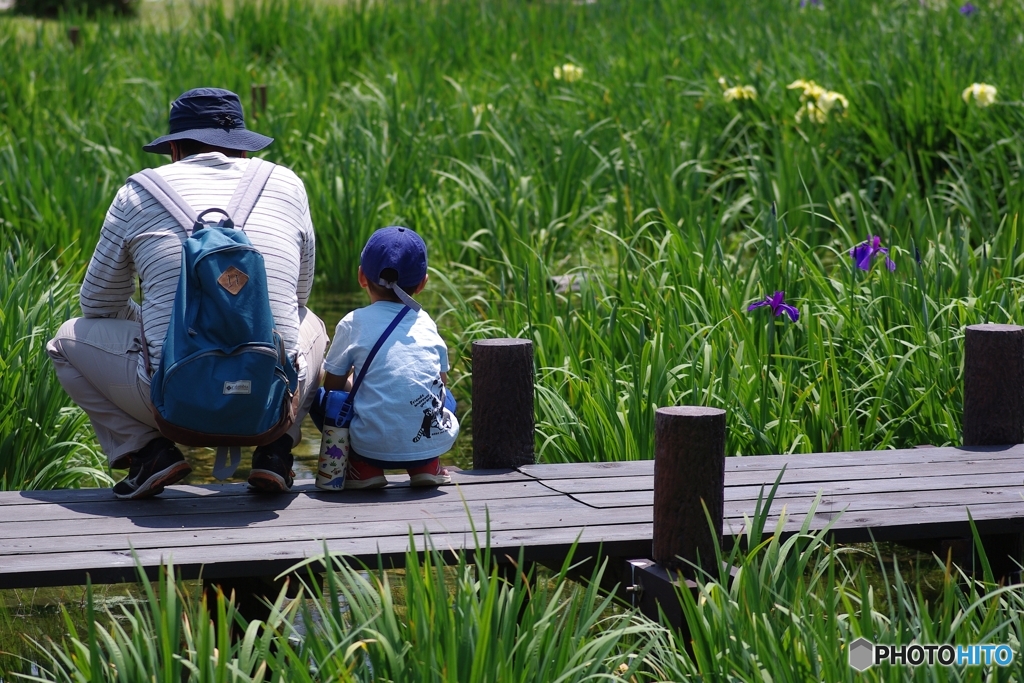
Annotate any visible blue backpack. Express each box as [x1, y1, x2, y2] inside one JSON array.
[[131, 159, 298, 479]]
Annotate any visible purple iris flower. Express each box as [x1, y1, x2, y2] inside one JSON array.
[[959, 2, 978, 15], [850, 235, 896, 272], [747, 291, 800, 322]]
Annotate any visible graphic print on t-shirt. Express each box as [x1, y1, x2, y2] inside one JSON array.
[[411, 379, 453, 442]]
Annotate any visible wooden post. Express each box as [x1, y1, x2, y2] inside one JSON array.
[[652, 406, 726, 576], [471, 339, 534, 469], [67, 26, 80, 47], [962, 323, 1024, 582], [251, 84, 268, 117], [963, 323, 1024, 446]]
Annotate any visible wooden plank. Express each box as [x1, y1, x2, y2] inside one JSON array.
[[585, 483, 1024, 516], [0, 501, 652, 557], [0, 493, 585, 540], [1, 492, 1021, 588], [719, 486, 1024, 519], [8, 494, 1022, 590], [3, 445, 1023, 591], [725, 500, 1024, 542], [518, 445, 1024, 481], [0, 470, 526, 507], [519, 461, 652, 480], [573, 471, 1024, 508], [536, 475, 653, 495], [721, 445, 1024, 472], [535, 457, 1024, 495], [0, 495, 597, 541], [2, 479, 559, 525], [13, 488, 1017, 575], [722, 457, 1024, 487], [0, 523, 656, 588], [726, 470, 1024, 500]]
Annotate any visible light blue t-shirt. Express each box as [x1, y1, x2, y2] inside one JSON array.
[[322, 301, 459, 462]]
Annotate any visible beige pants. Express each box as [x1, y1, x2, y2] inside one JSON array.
[[47, 309, 327, 468]]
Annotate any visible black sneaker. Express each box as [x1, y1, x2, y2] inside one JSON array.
[[112, 438, 192, 500], [248, 434, 295, 493]]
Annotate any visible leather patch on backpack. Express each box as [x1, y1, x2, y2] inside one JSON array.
[[218, 266, 249, 295]]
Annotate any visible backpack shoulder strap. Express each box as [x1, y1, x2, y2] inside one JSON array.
[[213, 446, 242, 481], [128, 169, 196, 232], [226, 157, 275, 230]]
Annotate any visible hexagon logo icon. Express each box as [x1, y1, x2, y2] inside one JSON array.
[[849, 637, 875, 671]]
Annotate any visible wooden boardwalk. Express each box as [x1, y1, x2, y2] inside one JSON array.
[[2, 445, 1024, 589]]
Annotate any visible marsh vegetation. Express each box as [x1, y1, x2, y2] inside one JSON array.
[[3, 0, 1024, 678]]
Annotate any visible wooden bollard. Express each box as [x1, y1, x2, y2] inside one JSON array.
[[962, 323, 1024, 582], [471, 339, 534, 469], [652, 406, 726, 576], [67, 26, 80, 47], [251, 84, 268, 116], [963, 323, 1024, 446]]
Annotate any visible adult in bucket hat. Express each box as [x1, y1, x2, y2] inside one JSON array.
[[48, 87, 327, 499]]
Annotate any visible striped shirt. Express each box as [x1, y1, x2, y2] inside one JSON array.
[[80, 152, 315, 380]]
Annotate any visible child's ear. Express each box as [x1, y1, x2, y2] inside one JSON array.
[[412, 274, 429, 294], [357, 266, 369, 289]]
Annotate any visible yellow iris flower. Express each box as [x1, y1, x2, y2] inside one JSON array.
[[962, 83, 997, 108], [723, 85, 758, 102], [788, 79, 849, 123], [553, 64, 584, 83]]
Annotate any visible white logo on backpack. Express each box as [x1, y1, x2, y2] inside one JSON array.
[[223, 380, 252, 395]]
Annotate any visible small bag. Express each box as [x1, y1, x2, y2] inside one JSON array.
[[313, 305, 411, 490]]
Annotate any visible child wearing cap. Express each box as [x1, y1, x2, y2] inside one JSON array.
[[320, 226, 459, 488]]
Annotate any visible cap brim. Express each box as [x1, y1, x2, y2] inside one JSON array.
[[143, 127, 274, 155]]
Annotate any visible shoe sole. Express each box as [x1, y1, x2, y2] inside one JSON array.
[[247, 469, 293, 493], [409, 472, 452, 487], [343, 476, 388, 490], [114, 461, 192, 500]]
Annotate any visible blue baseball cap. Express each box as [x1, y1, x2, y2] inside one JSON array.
[[143, 88, 274, 155], [361, 226, 428, 309]]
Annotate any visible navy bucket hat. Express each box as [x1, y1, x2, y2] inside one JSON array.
[[143, 87, 274, 155]]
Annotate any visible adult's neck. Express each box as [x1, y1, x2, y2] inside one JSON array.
[[170, 144, 247, 162]]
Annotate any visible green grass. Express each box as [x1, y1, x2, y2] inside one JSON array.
[[5, 0, 1024, 465], [14, 537, 655, 682], [644, 490, 1024, 682], [11, 510, 1024, 682], [4, 1, 1024, 677], [0, 243, 109, 490]]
